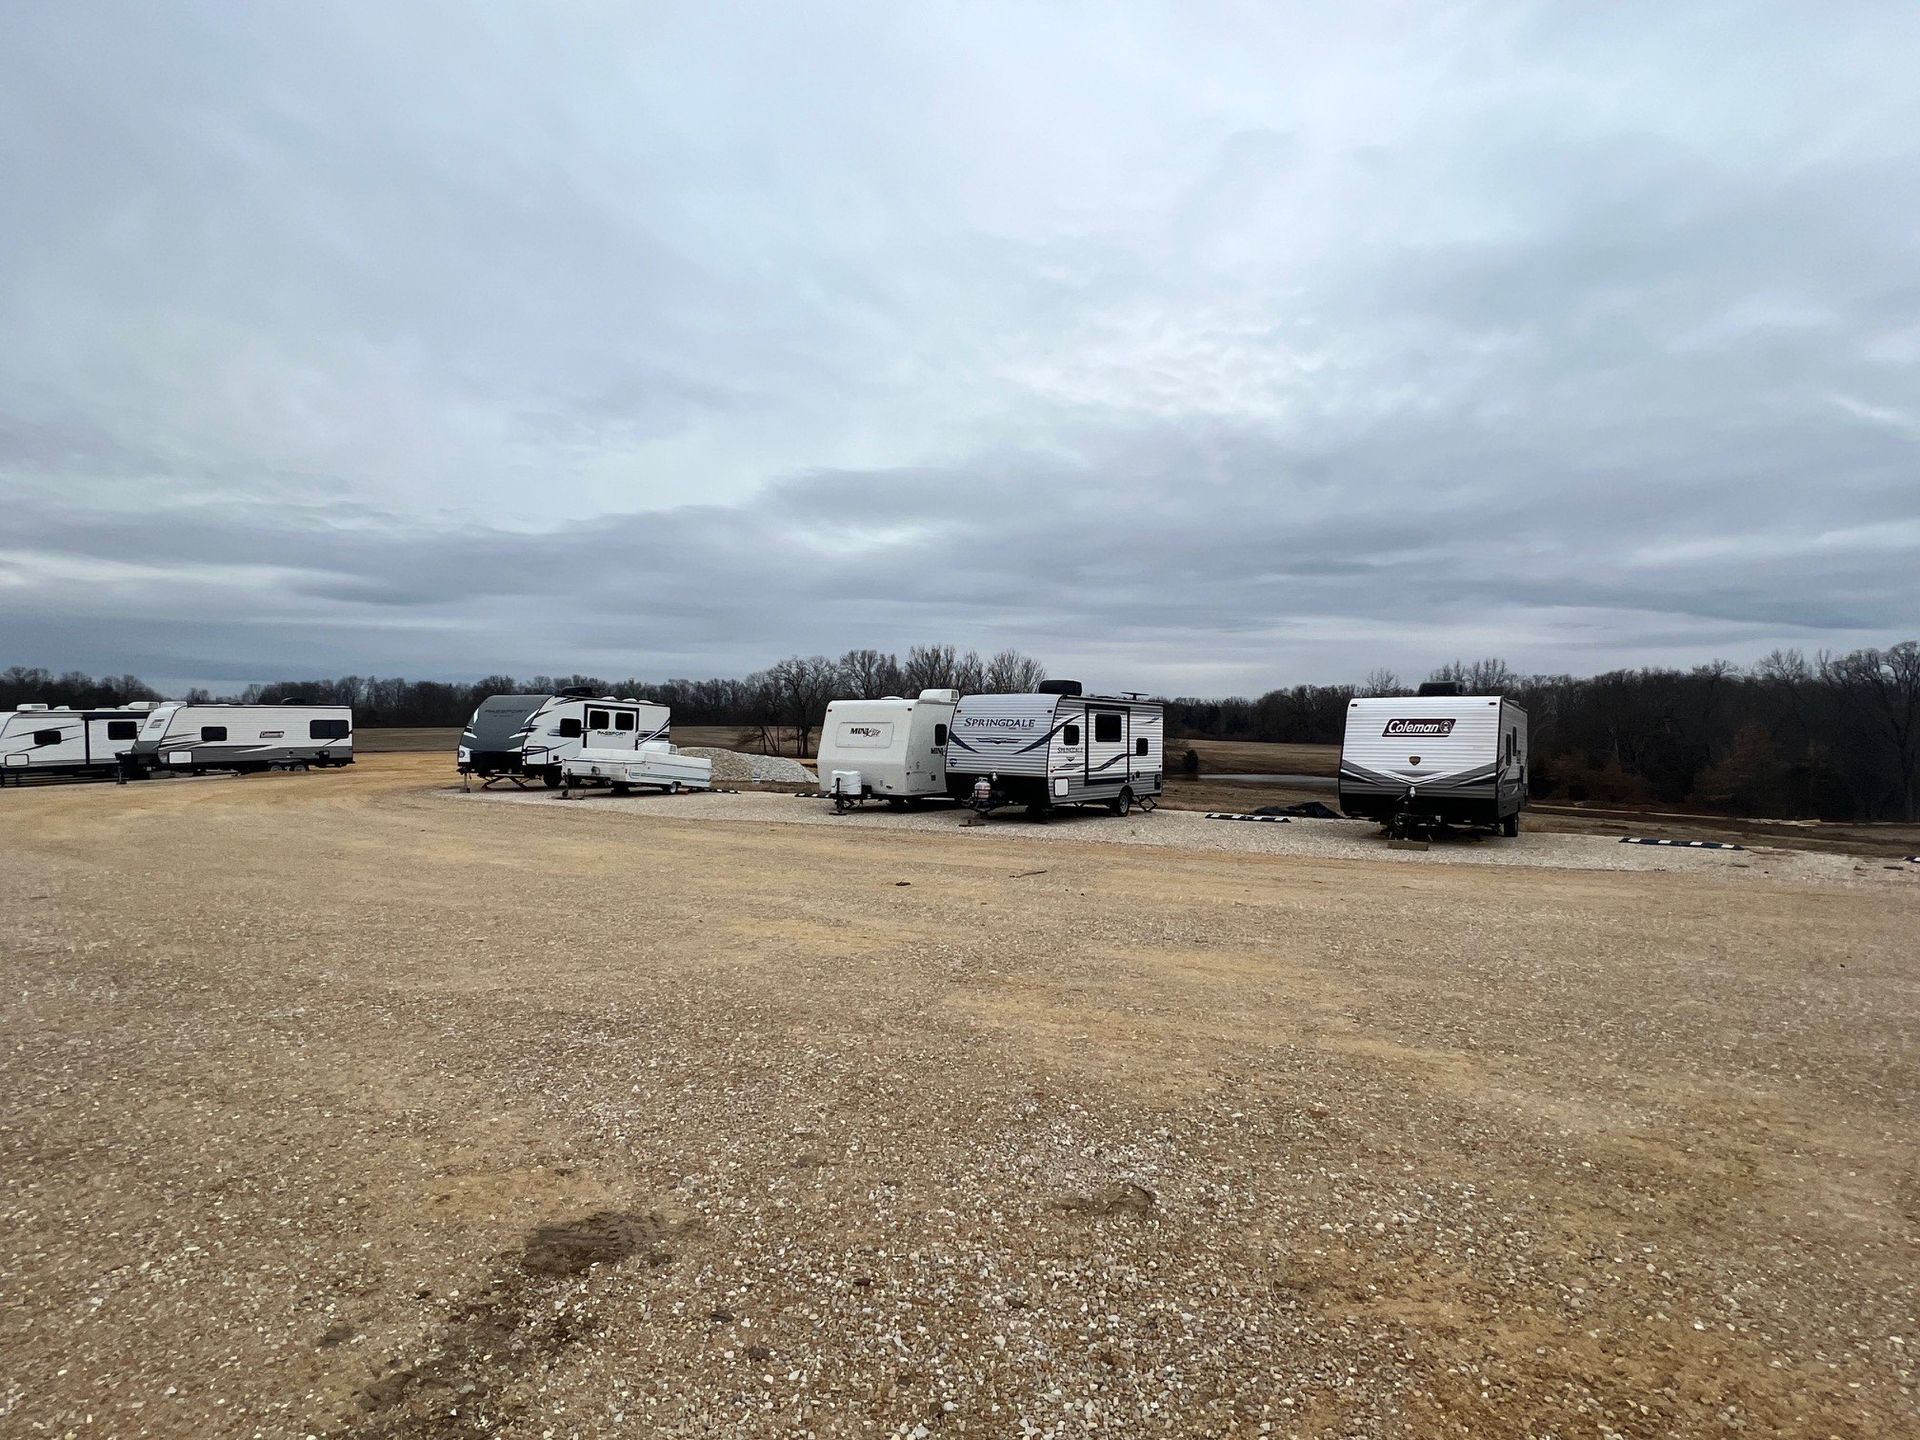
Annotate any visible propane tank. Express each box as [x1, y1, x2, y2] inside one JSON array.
[[971, 776, 993, 811]]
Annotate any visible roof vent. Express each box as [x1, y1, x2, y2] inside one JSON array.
[[1417, 681, 1463, 697], [1037, 679, 1083, 696]]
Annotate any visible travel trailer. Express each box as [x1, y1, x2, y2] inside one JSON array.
[[816, 688, 959, 810], [944, 682, 1163, 818], [559, 741, 714, 794], [0, 702, 159, 783], [126, 702, 354, 775], [458, 690, 670, 786], [1338, 684, 1529, 837]]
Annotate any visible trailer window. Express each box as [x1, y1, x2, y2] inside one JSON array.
[[1136, 737, 1149, 756], [201, 726, 227, 741], [933, 723, 947, 747], [588, 709, 610, 730], [556, 718, 583, 738], [1062, 724, 1080, 747], [107, 720, 139, 740], [613, 712, 635, 731], [1094, 714, 1122, 743], [33, 729, 61, 746], [309, 718, 350, 739]]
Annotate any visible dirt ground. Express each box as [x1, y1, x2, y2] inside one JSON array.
[[7, 754, 1913, 1439]]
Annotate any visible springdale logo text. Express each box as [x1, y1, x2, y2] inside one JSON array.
[[959, 716, 1040, 730], [1382, 718, 1457, 737]]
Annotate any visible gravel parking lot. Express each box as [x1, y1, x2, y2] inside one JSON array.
[[3, 754, 1916, 1438], [456, 783, 1913, 889]]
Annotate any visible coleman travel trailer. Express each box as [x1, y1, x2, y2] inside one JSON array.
[[945, 682, 1163, 819], [126, 702, 354, 775], [1338, 683, 1528, 838], [0, 702, 159, 784], [816, 688, 959, 811], [458, 689, 670, 786]]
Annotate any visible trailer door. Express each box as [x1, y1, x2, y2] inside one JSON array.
[[1086, 705, 1128, 785]]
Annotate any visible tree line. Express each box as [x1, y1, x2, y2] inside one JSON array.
[[1162, 645, 1920, 822], [4, 639, 1915, 820]]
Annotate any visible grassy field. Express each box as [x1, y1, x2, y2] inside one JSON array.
[[3, 752, 1914, 1437]]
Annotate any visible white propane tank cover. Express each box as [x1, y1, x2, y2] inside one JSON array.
[[831, 769, 862, 796], [917, 688, 960, 704]]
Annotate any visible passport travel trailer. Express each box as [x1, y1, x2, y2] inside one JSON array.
[[458, 689, 670, 787]]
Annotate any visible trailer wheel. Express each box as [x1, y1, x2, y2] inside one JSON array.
[[1111, 787, 1134, 817], [1025, 803, 1051, 823], [1501, 812, 1519, 838], [887, 796, 907, 810], [541, 770, 562, 788], [611, 782, 631, 795]]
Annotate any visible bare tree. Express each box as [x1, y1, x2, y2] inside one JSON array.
[[901, 644, 959, 692], [983, 649, 1047, 692], [838, 648, 901, 698], [1820, 642, 1920, 820], [1431, 658, 1518, 693], [1360, 667, 1403, 697]]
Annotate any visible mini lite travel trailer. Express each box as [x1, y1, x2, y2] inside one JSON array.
[[815, 688, 959, 810], [126, 702, 354, 775], [0, 702, 158, 784], [559, 741, 714, 794], [1338, 684, 1528, 838], [458, 689, 671, 786], [944, 682, 1163, 819]]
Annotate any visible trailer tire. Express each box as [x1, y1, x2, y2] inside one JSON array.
[[1501, 812, 1519, 838], [541, 770, 562, 789], [1111, 787, 1134, 817], [887, 797, 907, 810], [611, 782, 631, 795]]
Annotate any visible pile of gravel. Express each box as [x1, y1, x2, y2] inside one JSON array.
[[677, 747, 816, 784]]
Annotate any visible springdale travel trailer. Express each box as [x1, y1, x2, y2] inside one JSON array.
[[945, 682, 1163, 819], [1338, 684, 1529, 838], [126, 702, 355, 775], [816, 689, 959, 811], [0, 702, 159, 784], [458, 689, 671, 786]]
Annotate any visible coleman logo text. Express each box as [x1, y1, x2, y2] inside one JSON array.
[[1382, 718, 1456, 737]]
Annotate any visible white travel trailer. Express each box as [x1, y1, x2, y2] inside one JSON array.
[[815, 689, 959, 809], [560, 741, 714, 794], [945, 683, 1163, 818], [0, 702, 158, 784], [458, 690, 671, 786], [126, 702, 355, 774], [1338, 685, 1529, 837]]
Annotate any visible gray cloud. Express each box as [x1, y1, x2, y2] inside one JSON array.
[[2, 2, 1918, 695]]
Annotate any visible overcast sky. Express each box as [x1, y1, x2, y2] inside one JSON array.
[[3, 2, 1917, 696]]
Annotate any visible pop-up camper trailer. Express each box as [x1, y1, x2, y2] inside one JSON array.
[[458, 689, 670, 786], [815, 688, 959, 808], [1338, 684, 1528, 837], [944, 682, 1163, 818], [0, 703, 159, 783], [125, 702, 354, 775]]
